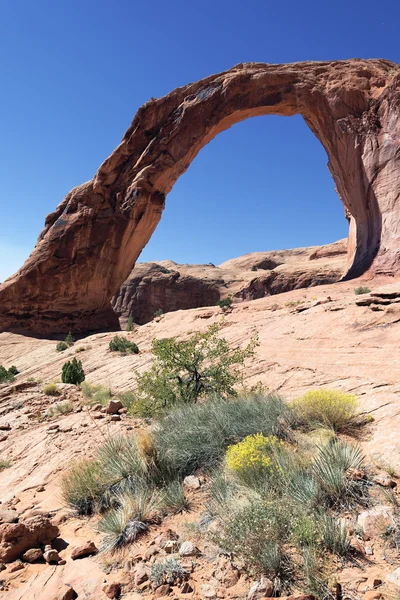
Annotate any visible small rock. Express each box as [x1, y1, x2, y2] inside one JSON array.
[[155, 584, 171, 596], [36, 486, 45, 492], [363, 592, 382, 600], [350, 537, 366, 555], [0, 509, 19, 524], [91, 404, 103, 411], [0, 435, 8, 442], [58, 585, 78, 600], [164, 539, 179, 554], [387, 567, 400, 588], [373, 472, 396, 488], [181, 581, 194, 594], [347, 468, 365, 481], [184, 475, 201, 490], [70, 540, 98, 560], [365, 545, 374, 555], [358, 505, 394, 539], [43, 547, 60, 563], [0, 424, 11, 431], [144, 546, 159, 560], [22, 548, 43, 562], [134, 562, 149, 586], [110, 415, 121, 422], [201, 584, 217, 598], [47, 424, 59, 431], [8, 560, 24, 572], [93, 414, 105, 419], [103, 582, 122, 598], [118, 407, 128, 414], [106, 400, 123, 415], [248, 577, 274, 600], [179, 541, 199, 556]]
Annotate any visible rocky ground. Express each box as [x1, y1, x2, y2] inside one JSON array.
[[1, 276, 400, 599]]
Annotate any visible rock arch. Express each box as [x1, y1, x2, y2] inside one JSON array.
[[1, 58, 400, 333]]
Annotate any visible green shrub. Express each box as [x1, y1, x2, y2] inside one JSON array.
[[319, 514, 350, 555], [160, 480, 189, 514], [354, 286, 371, 295], [109, 335, 139, 354], [0, 457, 11, 471], [292, 389, 357, 432], [0, 366, 15, 384], [43, 383, 60, 396], [118, 391, 136, 412], [216, 296, 233, 312], [56, 341, 69, 352], [132, 323, 258, 416], [81, 382, 112, 405], [312, 439, 366, 507], [61, 459, 105, 515], [61, 358, 85, 385], [150, 558, 188, 587], [47, 400, 73, 417], [251, 265, 258, 272], [154, 309, 164, 319], [8, 365, 19, 376], [153, 395, 290, 478]]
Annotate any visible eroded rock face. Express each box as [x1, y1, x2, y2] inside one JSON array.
[[1, 59, 400, 333]]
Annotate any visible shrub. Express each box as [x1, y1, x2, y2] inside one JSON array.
[[214, 500, 292, 582], [160, 480, 189, 514], [81, 382, 112, 405], [217, 296, 233, 312], [354, 286, 371, 295], [61, 459, 104, 514], [226, 434, 284, 487], [109, 335, 139, 354], [96, 435, 149, 493], [312, 439, 367, 507], [132, 323, 258, 416], [126, 315, 134, 331], [150, 558, 188, 587], [47, 400, 73, 417], [292, 389, 357, 432], [56, 341, 69, 352], [154, 309, 164, 319], [8, 365, 19, 376], [251, 265, 258, 272], [118, 391, 136, 412], [319, 514, 350, 555], [43, 383, 60, 396], [0, 366, 15, 384], [0, 457, 11, 471], [153, 394, 290, 478], [65, 331, 74, 345], [97, 485, 160, 552], [61, 358, 85, 385]]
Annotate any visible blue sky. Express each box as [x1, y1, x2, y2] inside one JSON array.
[[1, 0, 399, 281]]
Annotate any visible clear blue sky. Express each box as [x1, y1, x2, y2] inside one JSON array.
[[1, 0, 399, 281]]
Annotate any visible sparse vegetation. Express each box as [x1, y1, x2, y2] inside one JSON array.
[[56, 332, 75, 352], [292, 389, 358, 432], [0, 457, 11, 471], [354, 286, 371, 295], [150, 558, 188, 587], [61, 358, 85, 385], [43, 382, 60, 396], [130, 323, 258, 416], [154, 309, 164, 319], [47, 400, 74, 417], [81, 382, 112, 405], [126, 315, 134, 331], [0, 365, 17, 383], [217, 296, 233, 313], [109, 335, 139, 355], [251, 265, 258, 271]]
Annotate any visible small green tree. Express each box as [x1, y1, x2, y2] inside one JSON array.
[[65, 331, 75, 345], [62, 358, 85, 385], [251, 265, 258, 272], [109, 335, 139, 354], [154, 309, 164, 319], [217, 296, 233, 313], [0, 366, 15, 384], [126, 315, 134, 332], [133, 323, 258, 416]]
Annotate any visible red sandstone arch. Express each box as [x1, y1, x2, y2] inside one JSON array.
[[1, 58, 400, 333]]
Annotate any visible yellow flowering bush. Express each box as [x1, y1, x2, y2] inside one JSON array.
[[226, 434, 284, 476], [292, 389, 357, 432]]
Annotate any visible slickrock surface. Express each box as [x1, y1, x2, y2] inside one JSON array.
[[1, 59, 400, 333], [112, 240, 346, 325]]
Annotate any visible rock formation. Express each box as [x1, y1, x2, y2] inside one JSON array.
[[112, 241, 346, 325], [1, 59, 400, 333]]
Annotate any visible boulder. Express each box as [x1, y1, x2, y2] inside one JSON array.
[[183, 475, 201, 490], [105, 400, 123, 415], [248, 577, 274, 600], [70, 540, 98, 560], [22, 548, 43, 563], [357, 506, 394, 539], [0, 516, 59, 563], [179, 541, 199, 556]]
